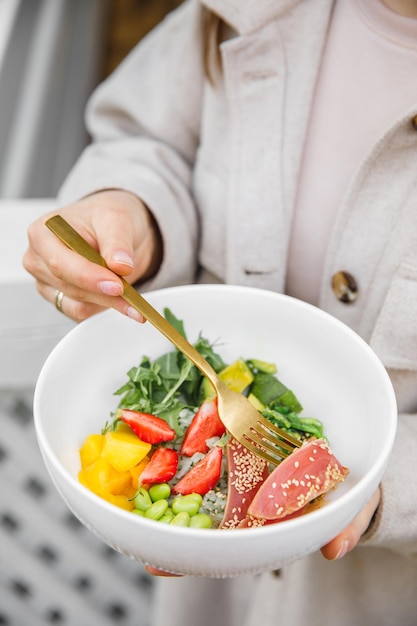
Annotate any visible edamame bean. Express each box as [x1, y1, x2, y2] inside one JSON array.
[[144, 499, 169, 520], [159, 510, 175, 524], [189, 513, 213, 529], [184, 493, 203, 507], [149, 483, 171, 502], [133, 487, 152, 512], [170, 511, 191, 527], [172, 494, 201, 517]]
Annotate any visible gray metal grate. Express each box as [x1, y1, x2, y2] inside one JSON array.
[[0, 389, 155, 626]]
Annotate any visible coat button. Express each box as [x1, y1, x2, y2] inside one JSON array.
[[331, 271, 358, 303], [412, 114, 417, 130]]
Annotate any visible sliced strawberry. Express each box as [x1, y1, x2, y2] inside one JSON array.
[[172, 446, 223, 496], [248, 438, 349, 521], [219, 438, 269, 529], [180, 398, 226, 456], [120, 409, 175, 445], [140, 447, 178, 485]]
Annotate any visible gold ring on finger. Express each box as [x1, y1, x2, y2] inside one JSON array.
[[55, 290, 65, 313]]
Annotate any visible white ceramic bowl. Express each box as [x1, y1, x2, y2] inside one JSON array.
[[34, 285, 397, 577]]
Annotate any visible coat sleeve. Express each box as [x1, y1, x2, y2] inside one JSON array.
[[58, 0, 204, 290], [360, 411, 417, 557], [359, 263, 417, 557]]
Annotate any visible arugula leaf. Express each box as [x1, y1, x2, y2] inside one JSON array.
[[194, 335, 227, 372], [113, 357, 165, 412], [112, 309, 227, 434], [156, 403, 187, 436], [164, 307, 186, 337], [162, 358, 193, 404]]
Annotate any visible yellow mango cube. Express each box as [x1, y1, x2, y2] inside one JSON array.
[[79, 433, 104, 468], [118, 483, 137, 499], [219, 359, 254, 393], [129, 456, 150, 490], [101, 430, 151, 472], [202, 359, 255, 398], [78, 457, 131, 496], [115, 421, 134, 434], [103, 493, 135, 512]]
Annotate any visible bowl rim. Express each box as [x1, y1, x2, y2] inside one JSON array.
[[33, 284, 398, 542]]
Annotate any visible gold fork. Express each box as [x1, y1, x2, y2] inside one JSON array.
[[45, 215, 300, 465]]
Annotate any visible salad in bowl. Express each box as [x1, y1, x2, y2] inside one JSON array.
[[34, 285, 396, 576], [78, 307, 349, 531]]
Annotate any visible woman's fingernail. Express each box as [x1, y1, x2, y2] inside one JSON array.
[[112, 251, 134, 267], [126, 306, 145, 323], [335, 539, 350, 560], [98, 281, 123, 296]]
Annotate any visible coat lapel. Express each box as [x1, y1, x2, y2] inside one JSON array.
[[214, 0, 333, 289], [202, 0, 300, 35], [221, 21, 287, 289]]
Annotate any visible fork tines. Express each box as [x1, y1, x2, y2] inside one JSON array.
[[242, 416, 301, 466]]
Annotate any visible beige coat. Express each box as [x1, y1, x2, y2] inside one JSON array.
[[60, 0, 417, 624]]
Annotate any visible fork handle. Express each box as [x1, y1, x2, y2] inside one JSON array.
[[121, 281, 222, 386], [45, 215, 222, 389]]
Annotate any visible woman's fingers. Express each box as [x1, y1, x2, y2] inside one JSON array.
[[144, 565, 182, 578], [83, 190, 158, 282], [23, 190, 160, 323], [39, 281, 145, 323], [49, 287, 108, 321], [320, 487, 380, 560], [25, 236, 124, 323], [32, 240, 124, 297]]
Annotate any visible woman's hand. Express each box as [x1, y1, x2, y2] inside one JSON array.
[[320, 486, 380, 560], [23, 189, 162, 322], [145, 566, 182, 577]]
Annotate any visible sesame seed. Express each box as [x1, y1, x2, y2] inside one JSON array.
[[230, 442, 267, 495]]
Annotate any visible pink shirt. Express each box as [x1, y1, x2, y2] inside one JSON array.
[[286, 0, 417, 305]]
